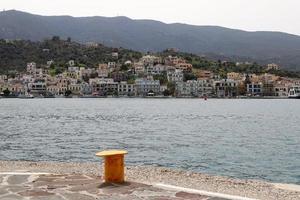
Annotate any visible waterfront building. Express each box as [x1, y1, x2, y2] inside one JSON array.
[[80, 83, 93, 95], [160, 85, 168, 94], [28, 79, 47, 95], [214, 79, 238, 97], [197, 79, 214, 97], [9, 82, 25, 95], [247, 82, 263, 96], [68, 83, 82, 95], [135, 78, 160, 96], [0, 82, 9, 93], [57, 78, 69, 94], [47, 84, 60, 96], [90, 78, 118, 96], [262, 81, 275, 96], [176, 79, 214, 97], [274, 83, 289, 97], [118, 81, 135, 96]]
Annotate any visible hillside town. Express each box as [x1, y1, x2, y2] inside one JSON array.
[[0, 52, 300, 98]]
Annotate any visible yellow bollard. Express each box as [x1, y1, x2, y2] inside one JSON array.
[[95, 150, 128, 183]]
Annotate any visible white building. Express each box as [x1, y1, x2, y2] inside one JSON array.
[[266, 63, 280, 71], [108, 62, 116, 72], [141, 55, 162, 65], [90, 78, 118, 96], [167, 69, 184, 82], [176, 79, 213, 97], [247, 82, 263, 96], [68, 60, 75, 67], [135, 78, 160, 96], [98, 64, 109, 78], [118, 81, 135, 96], [28, 80, 47, 94], [146, 64, 167, 75], [133, 62, 145, 75], [27, 62, 37, 73], [214, 79, 238, 97]]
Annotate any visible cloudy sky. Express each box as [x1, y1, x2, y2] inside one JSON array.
[[1, 0, 299, 35]]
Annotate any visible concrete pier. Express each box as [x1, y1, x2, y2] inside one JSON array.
[[0, 161, 299, 200]]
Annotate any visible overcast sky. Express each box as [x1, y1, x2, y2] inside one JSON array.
[[1, 0, 300, 35]]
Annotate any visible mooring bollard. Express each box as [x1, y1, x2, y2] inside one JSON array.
[[95, 150, 128, 183]]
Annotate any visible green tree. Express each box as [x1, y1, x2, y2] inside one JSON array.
[[65, 90, 72, 97], [183, 73, 197, 81], [154, 73, 168, 85], [3, 88, 10, 97], [167, 82, 175, 96], [120, 64, 128, 71]]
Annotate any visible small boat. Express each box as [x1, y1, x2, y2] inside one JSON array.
[[55, 95, 65, 98], [18, 93, 34, 99], [288, 86, 300, 99]]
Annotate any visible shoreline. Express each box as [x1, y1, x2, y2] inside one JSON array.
[[0, 96, 294, 99], [0, 161, 299, 200]]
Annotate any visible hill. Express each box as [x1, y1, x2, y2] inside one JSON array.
[[1, 10, 300, 71], [0, 37, 141, 74]]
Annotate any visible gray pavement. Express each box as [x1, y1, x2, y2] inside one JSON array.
[[0, 173, 231, 200]]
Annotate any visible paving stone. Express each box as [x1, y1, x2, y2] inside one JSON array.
[[153, 197, 182, 200], [50, 178, 101, 186], [100, 181, 149, 195], [0, 187, 9, 195], [18, 189, 55, 197], [0, 194, 23, 200], [175, 191, 210, 199], [30, 195, 66, 200], [0, 174, 237, 200], [64, 175, 90, 180], [62, 193, 97, 200], [132, 189, 177, 198], [68, 182, 101, 194], [7, 185, 29, 193], [7, 175, 29, 185]]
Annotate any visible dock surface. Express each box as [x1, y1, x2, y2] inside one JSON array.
[[0, 161, 299, 200]]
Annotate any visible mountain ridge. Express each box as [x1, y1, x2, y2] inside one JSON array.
[[1, 10, 300, 71]]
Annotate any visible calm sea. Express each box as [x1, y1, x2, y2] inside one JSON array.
[[0, 98, 299, 184]]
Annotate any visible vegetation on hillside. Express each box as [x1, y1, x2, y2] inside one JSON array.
[[159, 49, 300, 78], [1, 38, 300, 79], [0, 37, 142, 74]]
